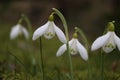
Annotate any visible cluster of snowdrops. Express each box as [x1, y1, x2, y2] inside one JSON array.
[[9, 8, 120, 80]]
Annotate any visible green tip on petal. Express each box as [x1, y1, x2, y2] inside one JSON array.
[[48, 14, 54, 21], [73, 32, 78, 38], [107, 21, 115, 31]]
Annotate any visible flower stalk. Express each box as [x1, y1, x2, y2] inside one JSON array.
[[22, 14, 33, 38], [18, 16, 23, 24], [39, 37, 44, 80], [100, 50, 104, 80], [52, 8, 74, 80]]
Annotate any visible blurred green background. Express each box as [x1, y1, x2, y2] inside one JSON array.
[[0, 0, 120, 80]]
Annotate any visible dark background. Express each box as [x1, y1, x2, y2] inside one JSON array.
[[0, 0, 120, 40]]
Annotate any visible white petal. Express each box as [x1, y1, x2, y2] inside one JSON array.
[[56, 44, 67, 56], [69, 39, 78, 55], [21, 27, 29, 39], [114, 32, 120, 51], [91, 32, 110, 51], [32, 21, 49, 40], [10, 24, 21, 39], [44, 21, 55, 39], [76, 39, 88, 61], [69, 38, 74, 45], [102, 32, 116, 53], [54, 23, 67, 44]]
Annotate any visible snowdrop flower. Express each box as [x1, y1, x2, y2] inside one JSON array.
[[56, 33, 88, 61], [91, 21, 120, 53], [32, 14, 67, 43], [10, 24, 29, 40]]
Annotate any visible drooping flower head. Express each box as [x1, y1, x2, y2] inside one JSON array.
[[32, 14, 67, 44], [91, 21, 120, 53], [10, 24, 29, 40], [56, 32, 88, 61]]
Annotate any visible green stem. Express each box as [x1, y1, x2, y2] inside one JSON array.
[[18, 17, 23, 24], [52, 8, 74, 80], [22, 14, 37, 76], [56, 67, 61, 80], [22, 14, 33, 38], [87, 59, 91, 80], [52, 8, 69, 40], [39, 37, 44, 80], [14, 56, 17, 79], [101, 50, 104, 80], [75, 27, 91, 80]]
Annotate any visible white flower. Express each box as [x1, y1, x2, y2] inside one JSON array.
[[91, 31, 120, 53], [56, 38, 88, 61], [32, 21, 67, 43], [10, 24, 29, 40]]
